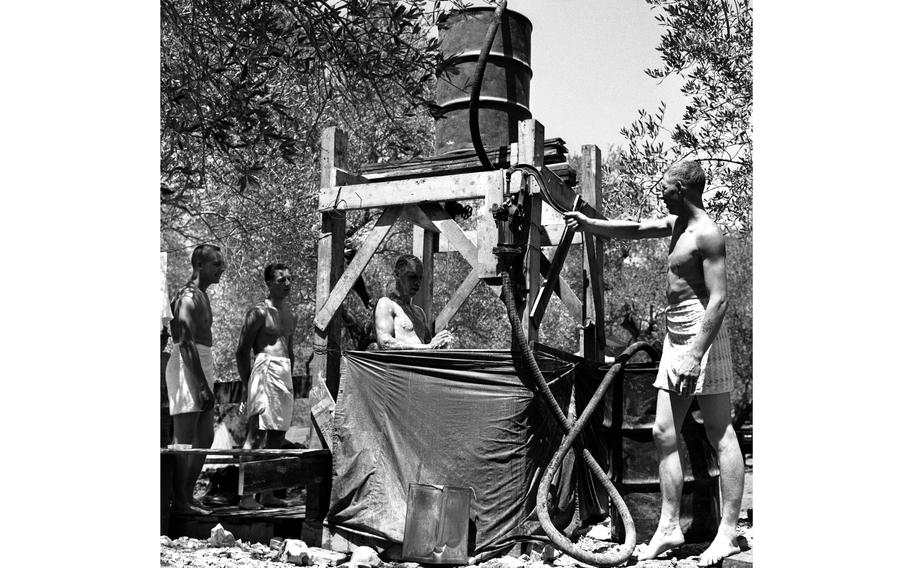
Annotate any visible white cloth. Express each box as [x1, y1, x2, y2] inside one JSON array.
[[653, 298, 734, 395], [160, 252, 173, 331], [166, 344, 216, 414], [247, 352, 294, 431]]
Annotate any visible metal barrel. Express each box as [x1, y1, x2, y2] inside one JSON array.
[[605, 362, 721, 543], [434, 6, 532, 155]]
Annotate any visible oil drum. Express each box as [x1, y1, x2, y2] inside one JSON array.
[[434, 6, 532, 155], [605, 361, 721, 543]]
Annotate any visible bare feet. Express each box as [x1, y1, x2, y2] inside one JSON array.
[[697, 533, 743, 567], [258, 494, 289, 508], [239, 495, 264, 510], [637, 524, 685, 560], [172, 501, 212, 515]]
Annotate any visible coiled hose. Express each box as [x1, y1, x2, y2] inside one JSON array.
[[469, 0, 507, 171], [501, 270, 659, 566]]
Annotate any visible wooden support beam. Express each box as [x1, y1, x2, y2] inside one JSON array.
[[318, 170, 504, 212], [531, 222, 579, 327], [539, 253, 584, 324], [435, 265, 481, 332], [237, 456, 328, 495], [314, 205, 403, 332], [403, 204, 440, 233], [313, 127, 348, 401], [413, 225, 438, 335], [519, 119, 544, 343], [579, 144, 605, 360], [419, 202, 478, 267]]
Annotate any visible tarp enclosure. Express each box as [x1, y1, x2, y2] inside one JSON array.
[[326, 348, 612, 555]]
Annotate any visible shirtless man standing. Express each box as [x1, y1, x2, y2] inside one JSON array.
[[564, 161, 744, 567], [374, 254, 454, 350], [236, 262, 297, 509], [166, 244, 225, 515]]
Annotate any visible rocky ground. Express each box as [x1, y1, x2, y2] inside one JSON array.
[[160, 517, 751, 568], [162, 461, 752, 568]]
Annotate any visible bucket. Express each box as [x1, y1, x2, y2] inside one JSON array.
[[606, 362, 721, 542], [434, 6, 533, 155], [402, 483, 473, 564]]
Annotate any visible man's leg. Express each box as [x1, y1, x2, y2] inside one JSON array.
[[695, 392, 744, 566], [239, 415, 267, 510], [258, 430, 290, 508], [172, 411, 213, 514], [639, 389, 693, 560]]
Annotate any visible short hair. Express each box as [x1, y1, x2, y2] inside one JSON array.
[[264, 262, 290, 283], [393, 254, 422, 277], [665, 160, 706, 196], [190, 244, 221, 270]]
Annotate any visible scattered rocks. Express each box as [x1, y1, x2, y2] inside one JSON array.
[[208, 523, 237, 547], [347, 546, 381, 568], [160, 535, 173, 547], [306, 546, 348, 566], [280, 539, 310, 565], [584, 524, 611, 541]]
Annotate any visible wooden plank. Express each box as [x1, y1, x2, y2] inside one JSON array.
[[539, 248, 584, 324], [475, 171, 506, 278], [580, 144, 605, 360], [318, 170, 503, 212], [313, 205, 403, 332], [160, 448, 331, 457], [519, 120, 544, 342], [531, 226, 578, 327], [419, 202, 478, 267], [238, 457, 328, 495], [541, 223, 582, 246], [403, 204, 440, 233], [435, 265, 481, 331], [412, 226, 438, 335], [312, 127, 347, 430]]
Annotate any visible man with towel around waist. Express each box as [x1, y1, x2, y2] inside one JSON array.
[[236, 262, 297, 509], [565, 160, 744, 567], [167, 243, 225, 515]]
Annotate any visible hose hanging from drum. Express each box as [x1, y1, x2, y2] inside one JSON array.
[[499, 258, 657, 566], [469, 0, 507, 170]]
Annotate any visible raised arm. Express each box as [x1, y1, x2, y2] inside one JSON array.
[[564, 211, 674, 240], [174, 291, 214, 409], [235, 307, 265, 386]]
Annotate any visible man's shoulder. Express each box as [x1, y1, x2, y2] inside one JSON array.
[[694, 219, 725, 252]]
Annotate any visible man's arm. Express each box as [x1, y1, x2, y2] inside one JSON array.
[[236, 307, 265, 387], [174, 292, 214, 409], [675, 228, 728, 395], [564, 212, 674, 240]]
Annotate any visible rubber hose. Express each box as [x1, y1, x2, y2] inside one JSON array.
[[501, 270, 657, 566], [468, 1, 507, 170]]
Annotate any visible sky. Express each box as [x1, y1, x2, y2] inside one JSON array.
[[470, 0, 689, 155]]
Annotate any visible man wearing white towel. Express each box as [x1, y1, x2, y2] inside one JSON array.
[[564, 160, 744, 567], [166, 244, 225, 515], [236, 262, 297, 509]]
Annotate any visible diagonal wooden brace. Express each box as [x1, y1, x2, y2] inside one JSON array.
[[313, 205, 403, 332], [530, 195, 581, 327], [435, 265, 482, 331]]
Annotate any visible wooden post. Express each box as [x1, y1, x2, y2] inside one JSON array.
[[579, 144, 605, 362], [313, 127, 348, 401], [519, 119, 544, 344], [412, 226, 438, 335]]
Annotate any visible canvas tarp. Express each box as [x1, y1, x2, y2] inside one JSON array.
[[326, 348, 612, 554]]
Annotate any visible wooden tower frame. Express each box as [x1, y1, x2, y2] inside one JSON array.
[[311, 120, 610, 399]]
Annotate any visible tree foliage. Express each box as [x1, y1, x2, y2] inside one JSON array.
[[614, 0, 752, 231]]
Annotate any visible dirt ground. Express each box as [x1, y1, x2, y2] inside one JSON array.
[[161, 460, 752, 568]]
